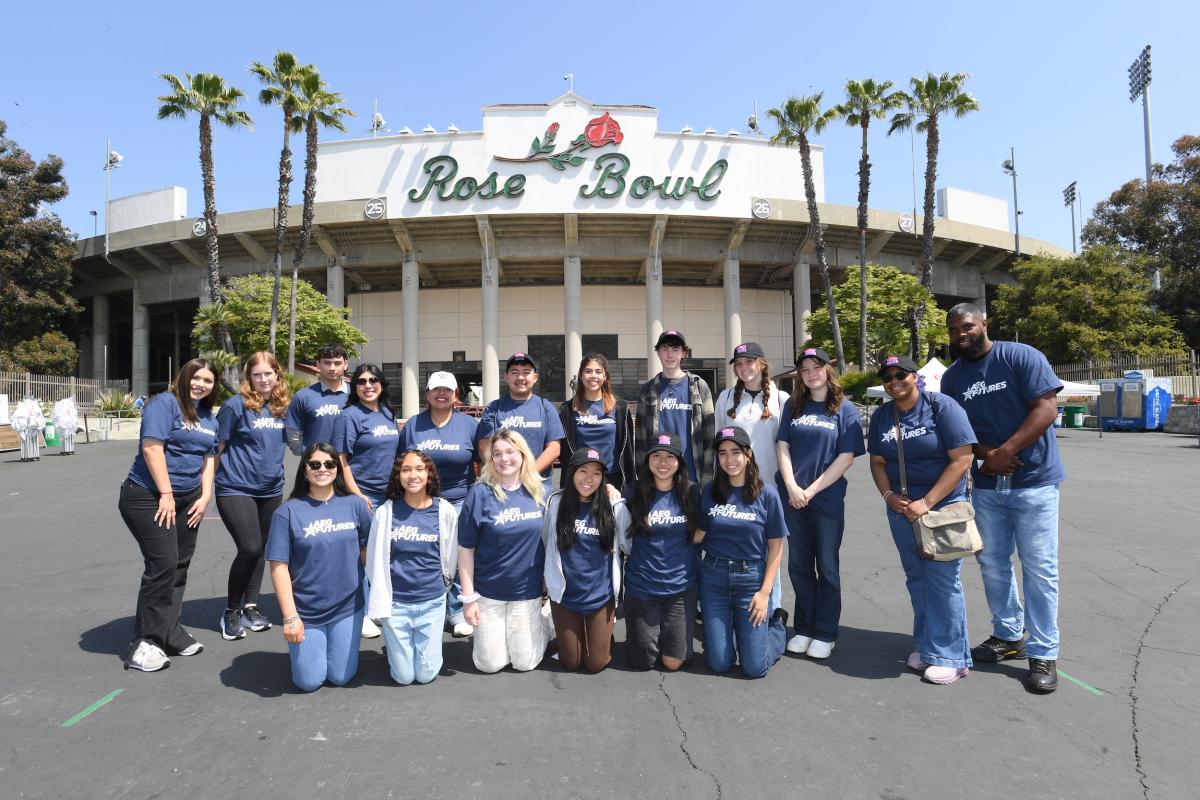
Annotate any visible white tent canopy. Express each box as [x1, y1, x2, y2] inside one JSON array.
[[866, 358, 1100, 399]]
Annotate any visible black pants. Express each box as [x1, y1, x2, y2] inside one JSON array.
[[215, 494, 281, 608], [118, 480, 203, 652]]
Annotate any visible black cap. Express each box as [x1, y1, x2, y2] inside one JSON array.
[[568, 446, 606, 470], [655, 329, 688, 349], [876, 354, 919, 376], [505, 352, 538, 371], [645, 431, 684, 460], [713, 425, 752, 449], [795, 345, 831, 366], [729, 341, 765, 363]]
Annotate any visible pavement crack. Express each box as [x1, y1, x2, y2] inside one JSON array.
[[659, 673, 722, 800], [1081, 564, 1153, 607], [1118, 550, 1186, 581], [1130, 575, 1193, 800]]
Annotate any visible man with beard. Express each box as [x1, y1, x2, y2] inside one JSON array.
[[940, 303, 1064, 693]]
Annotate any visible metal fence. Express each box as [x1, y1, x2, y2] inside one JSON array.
[[0, 371, 131, 412], [1051, 352, 1200, 396]]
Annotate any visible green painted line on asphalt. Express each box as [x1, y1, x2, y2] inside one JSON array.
[[60, 688, 124, 728], [1057, 669, 1105, 696]]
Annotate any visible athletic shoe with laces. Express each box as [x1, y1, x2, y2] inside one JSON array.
[[1025, 658, 1058, 693], [786, 635, 813, 654], [907, 651, 930, 671], [451, 620, 473, 638], [240, 606, 271, 632], [923, 665, 969, 685], [174, 640, 204, 656], [125, 641, 170, 672], [361, 617, 382, 638], [971, 634, 1027, 663], [806, 639, 835, 659], [220, 608, 246, 641]]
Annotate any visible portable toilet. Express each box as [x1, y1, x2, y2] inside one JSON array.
[[1097, 370, 1172, 431]]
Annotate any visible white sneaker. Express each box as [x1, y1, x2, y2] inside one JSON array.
[[361, 617, 382, 638], [924, 665, 969, 685], [907, 651, 930, 671], [452, 621, 473, 638], [806, 639, 835, 659], [126, 641, 170, 672], [786, 634, 813, 654]]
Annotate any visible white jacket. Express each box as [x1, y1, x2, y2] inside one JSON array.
[[366, 497, 459, 619], [541, 490, 630, 605], [714, 380, 789, 482]]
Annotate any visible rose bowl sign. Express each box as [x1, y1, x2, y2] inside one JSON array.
[[408, 112, 727, 204]]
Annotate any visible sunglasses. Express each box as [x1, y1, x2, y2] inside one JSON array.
[[355, 376, 381, 386], [305, 459, 338, 471], [880, 370, 912, 383]]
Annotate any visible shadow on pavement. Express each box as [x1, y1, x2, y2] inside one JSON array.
[[816, 625, 914, 680]]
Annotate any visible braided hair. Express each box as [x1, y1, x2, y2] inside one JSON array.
[[726, 358, 773, 421]]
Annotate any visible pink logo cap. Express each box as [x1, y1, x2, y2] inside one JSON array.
[[804, 348, 817, 355], [721, 427, 736, 437], [587, 449, 600, 459], [736, 344, 748, 353], [657, 434, 672, 445], [665, 329, 679, 336], [885, 355, 899, 366]]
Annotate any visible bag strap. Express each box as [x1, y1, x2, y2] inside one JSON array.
[[892, 403, 909, 498]]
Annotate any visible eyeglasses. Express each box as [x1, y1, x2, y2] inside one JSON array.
[[355, 376, 381, 386], [305, 459, 337, 471], [880, 370, 912, 383]]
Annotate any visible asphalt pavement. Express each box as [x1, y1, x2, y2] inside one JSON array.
[[1, 429, 1197, 800]]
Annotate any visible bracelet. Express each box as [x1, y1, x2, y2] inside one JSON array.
[[458, 592, 480, 604], [159, 490, 174, 496], [282, 614, 300, 625], [882, 491, 894, 502]]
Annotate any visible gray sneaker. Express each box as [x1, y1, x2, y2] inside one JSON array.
[[220, 608, 246, 641], [126, 641, 170, 672], [240, 606, 271, 632]]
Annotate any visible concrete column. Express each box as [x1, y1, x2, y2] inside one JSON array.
[[326, 262, 345, 308], [723, 257, 742, 391], [92, 294, 109, 383], [645, 254, 663, 378], [564, 255, 582, 394], [198, 273, 212, 307], [131, 288, 149, 397], [793, 261, 812, 352], [482, 254, 500, 404], [401, 255, 420, 419]]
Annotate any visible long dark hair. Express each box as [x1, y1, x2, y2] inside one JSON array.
[[172, 358, 217, 425], [345, 363, 393, 417], [628, 451, 699, 539], [386, 449, 441, 501], [711, 441, 763, 504], [290, 442, 350, 499], [555, 462, 616, 554], [570, 353, 616, 415], [792, 361, 845, 417]]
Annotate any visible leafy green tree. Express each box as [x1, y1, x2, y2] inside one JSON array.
[[990, 246, 1186, 363], [0, 120, 81, 366], [832, 79, 904, 369], [808, 264, 946, 363], [1083, 135, 1200, 350], [0, 331, 79, 375], [889, 72, 980, 357], [287, 69, 355, 371], [768, 94, 846, 371], [192, 274, 365, 365]]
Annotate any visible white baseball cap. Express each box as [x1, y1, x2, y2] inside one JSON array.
[[426, 371, 458, 391]]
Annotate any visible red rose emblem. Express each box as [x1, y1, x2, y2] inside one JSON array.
[[548, 122, 560, 135], [583, 112, 623, 148]]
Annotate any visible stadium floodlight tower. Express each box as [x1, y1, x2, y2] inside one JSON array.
[[1127, 45, 1153, 189], [1063, 181, 1078, 254]]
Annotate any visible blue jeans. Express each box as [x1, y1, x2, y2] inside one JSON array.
[[288, 608, 364, 692], [446, 498, 465, 624], [887, 509, 972, 668], [973, 484, 1060, 659], [784, 505, 844, 642], [698, 554, 786, 678], [381, 595, 447, 685]]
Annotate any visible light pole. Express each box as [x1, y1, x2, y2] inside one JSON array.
[[1001, 148, 1021, 258], [1128, 45, 1153, 188], [102, 140, 123, 260], [1063, 181, 1078, 254], [89, 210, 98, 238]]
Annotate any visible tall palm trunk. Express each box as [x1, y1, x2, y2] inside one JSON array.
[[289, 112, 319, 373], [269, 114, 292, 356], [911, 115, 940, 359], [199, 114, 237, 387], [799, 133, 846, 372], [856, 117, 870, 369]]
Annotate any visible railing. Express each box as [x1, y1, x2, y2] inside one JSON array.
[[1051, 352, 1200, 397], [0, 371, 131, 412]]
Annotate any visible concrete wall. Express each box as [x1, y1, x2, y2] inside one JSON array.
[[110, 187, 187, 233], [936, 187, 1009, 232]]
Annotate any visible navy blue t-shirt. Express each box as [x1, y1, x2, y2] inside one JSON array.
[[655, 375, 696, 481], [127, 393, 218, 493], [867, 392, 977, 508], [559, 502, 614, 613], [775, 398, 865, 521], [457, 483, 545, 601], [264, 493, 371, 626], [387, 500, 445, 604], [333, 404, 400, 498], [476, 394, 566, 477], [215, 395, 287, 497], [624, 484, 700, 600], [699, 483, 787, 562], [399, 410, 478, 502], [285, 381, 350, 450], [569, 399, 618, 473], [940, 340, 1066, 489]]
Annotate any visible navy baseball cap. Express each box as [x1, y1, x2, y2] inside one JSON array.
[[796, 346, 831, 366], [655, 329, 688, 349], [506, 352, 538, 371], [729, 342, 765, 363], [713, 425, 752, 449], [646, 431, 684, 460], [877, 354, 919, 376], [568, 447, 606, 470]]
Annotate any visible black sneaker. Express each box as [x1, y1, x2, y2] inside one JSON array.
[[1026, 658, 1058, 693], [772, 608, 789, 627], [241, 605, 271, 632], [220, 608, 246, 641], [971, 634, 1026, 663]]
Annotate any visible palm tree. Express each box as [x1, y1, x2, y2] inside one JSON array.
[[287, 69, 355, 372], [768, 94, 845, 372], [833, 79, 903, 370], [889, 72, 980, 357], [249, 51, 310, 357]]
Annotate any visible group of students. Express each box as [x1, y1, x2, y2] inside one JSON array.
[[117, 307, 1064, 695]]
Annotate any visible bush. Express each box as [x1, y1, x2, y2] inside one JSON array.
[[840, 370, 879, 404], [282, 371, 315, 397], [96, 391, 138, 416], [0, 331, 79, 375]]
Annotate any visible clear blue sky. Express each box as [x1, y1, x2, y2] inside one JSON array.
[[3, 1, 1195, 252]]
